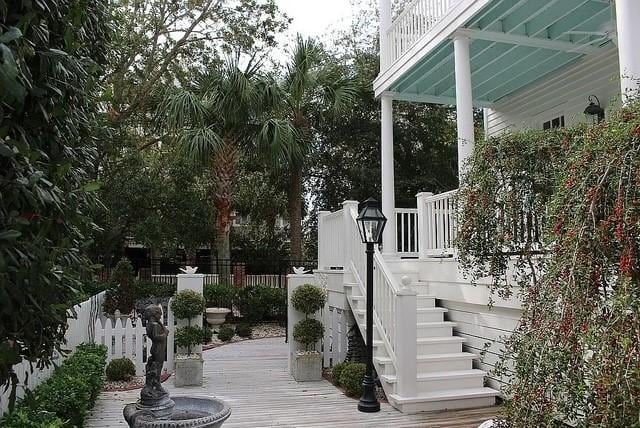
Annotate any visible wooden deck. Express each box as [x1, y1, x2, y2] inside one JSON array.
[[85, 337, 500, 427]]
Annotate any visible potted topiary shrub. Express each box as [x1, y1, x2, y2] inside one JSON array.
[[290, 283, 326, 381], [171, 290, 206, 387], [203, 284, 235, 328]]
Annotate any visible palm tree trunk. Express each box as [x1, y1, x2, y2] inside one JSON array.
[[212, 137, 238, 281], [288, 164, 303, 261]]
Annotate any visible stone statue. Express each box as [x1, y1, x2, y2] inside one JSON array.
[[140, 305, 169, 403]]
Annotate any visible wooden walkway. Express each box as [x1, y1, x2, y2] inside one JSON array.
[[85, 338, 500, 427]]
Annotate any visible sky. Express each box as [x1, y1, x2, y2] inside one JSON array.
[[276, 0, 355, 39]]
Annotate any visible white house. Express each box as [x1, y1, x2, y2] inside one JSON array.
[[316, 0, 640, 414]]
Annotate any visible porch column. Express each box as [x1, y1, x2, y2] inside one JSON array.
[[379, 0, 391, 70], [453, 34, 475, 178], [381, 95, 396, 254], [615, 0, 640, 101]]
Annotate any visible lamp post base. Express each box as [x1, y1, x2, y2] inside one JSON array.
[[357, 375, 380, 413]]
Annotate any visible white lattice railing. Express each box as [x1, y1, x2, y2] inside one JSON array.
[[387, 0, 459, 65], [318, 208, 346, 269], [418, 189, 459, 256], [396, 208, 419, 257]]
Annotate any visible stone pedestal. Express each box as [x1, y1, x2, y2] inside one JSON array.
[[175, 356, 204, 387]]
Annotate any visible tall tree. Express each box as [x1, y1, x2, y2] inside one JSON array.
[[160, 59, 278, 263], [0, 0, 110, 409], [260, 36, 357, 260]]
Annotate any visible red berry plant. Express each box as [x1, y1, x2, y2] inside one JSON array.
[[457, 100, 640, 427]]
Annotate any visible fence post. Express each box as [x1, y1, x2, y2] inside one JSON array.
[[394, 277, 417, 397], [416, 192, 433, 260], [318, 210, 331, 270], [342, 201, 359, 272]]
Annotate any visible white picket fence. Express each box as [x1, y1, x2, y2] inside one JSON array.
[[151, 274, 286, 288], [94, 304, 175, 377], [0, 291, 106, 415]]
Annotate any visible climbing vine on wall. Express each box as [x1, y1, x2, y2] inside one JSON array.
[[457, 102, 640, 426]]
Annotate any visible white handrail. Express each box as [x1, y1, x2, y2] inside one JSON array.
[[386, 0, 459, 65], [318, 208, 345, 269], [396, 208, 419, 256], [421, 189, 459, 256]]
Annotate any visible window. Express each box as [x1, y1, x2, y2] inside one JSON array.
[[543, 115, 565, 130]]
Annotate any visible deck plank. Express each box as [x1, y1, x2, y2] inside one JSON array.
[[85, 337, 500, 427]]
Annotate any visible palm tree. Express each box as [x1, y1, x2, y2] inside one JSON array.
[[160, 58, 278, 267], [259, 36, 357, 260]]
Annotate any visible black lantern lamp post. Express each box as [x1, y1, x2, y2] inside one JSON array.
[[355, 197, 386, 413], [584, 95, 605, 124]]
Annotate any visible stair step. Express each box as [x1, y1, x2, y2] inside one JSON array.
[[381, 369, 487, 393], [351, 294, 437, 309], [388, 387, 499, 412], [373, 336, 466, 354], [374, 352, 477, 374]]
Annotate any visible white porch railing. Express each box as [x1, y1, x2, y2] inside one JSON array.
[[318, 208, 346, 269], [417, 189, 459, 257], [396, 208, 419, 257], [387, 0, 459, 64]]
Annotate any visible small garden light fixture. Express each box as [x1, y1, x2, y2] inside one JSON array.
[[355, 197, 386, 413], [584, 95, 605, 124]]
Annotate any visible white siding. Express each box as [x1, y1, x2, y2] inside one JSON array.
[[486, 47, 621, 136]]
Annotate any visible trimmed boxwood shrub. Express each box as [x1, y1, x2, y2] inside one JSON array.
[[331, 362, 347, 386], [175, 325, 207, 355], [338, 363, 366, 397], [204, 284, 236, 309], [170, 290, 205, 320], [105, 357, 136, 381], [235, 286, 286, 324], [290, 283, 326, 314], [2, 343, 107, 427], [293, 318, 324, 350], [235, 323, 252, 338], [217, 326, 235, 342], [202, 326, 213, 344]]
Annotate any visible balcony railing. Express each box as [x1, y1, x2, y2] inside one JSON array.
[[386, 0, 459, 65]]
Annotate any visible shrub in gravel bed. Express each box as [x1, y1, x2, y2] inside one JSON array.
[[106, 357, 136, 381], [217, 325, 235, 342], [331, 362, 347, 386], [235, 323, 252, 338]]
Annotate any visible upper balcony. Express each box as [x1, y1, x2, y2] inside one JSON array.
[[375, 0, 617, 105]]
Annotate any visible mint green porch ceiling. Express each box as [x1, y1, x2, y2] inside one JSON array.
[[390, 0, 616, 104]]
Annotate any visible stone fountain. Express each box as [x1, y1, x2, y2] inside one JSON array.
[[124, 305, 231, 428]]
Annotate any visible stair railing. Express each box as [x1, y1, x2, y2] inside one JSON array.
[[343, 203, 418, 397]]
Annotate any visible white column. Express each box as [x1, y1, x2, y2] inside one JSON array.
[[342, 200, 359, 270], [616, 0, 640, 101], [379, 0, 392, 70], [454, 35, 475, 178], [416, 192, 434, 260], [381, 95, 396, 254], [317, 210, 330, 270]]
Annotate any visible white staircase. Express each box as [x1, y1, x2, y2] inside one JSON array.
[[331, 202, 499, 413]]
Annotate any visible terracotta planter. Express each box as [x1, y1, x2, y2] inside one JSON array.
[[205, 307, 231, 327]]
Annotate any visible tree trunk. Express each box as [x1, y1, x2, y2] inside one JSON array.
[[212, 137, 238, 281], [288, 164, 303, 261]]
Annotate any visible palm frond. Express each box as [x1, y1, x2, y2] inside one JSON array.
[[178, 126, 224, 163], [256, 118, 303, 165], [160, 89, 208, 129]]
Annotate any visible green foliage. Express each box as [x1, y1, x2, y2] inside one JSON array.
[[458, 100, 640, 426], [202, 326, 213, 344], [0, 0, 111, 404], [330, 362, 347, 387], [2, 344, 107, 427], [338, 363, 366, 397], [290, 284, 326, 315], [204, 284, 237, 309], [134, 281, 176, 300], [105, 357, 136, 381], [293, 318, 324, 351], [175, 326, 207, 354], [171, 290, 205, 320], [102, 258, 137, 314], [235, 323, 252, 338], [235, 286, 286, 324], [217, 326, 235, 342]]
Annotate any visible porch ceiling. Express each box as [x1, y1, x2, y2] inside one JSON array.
[[389, 0, 616, 106]]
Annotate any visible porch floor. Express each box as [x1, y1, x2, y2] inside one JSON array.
[[85, 337, 501, 427]]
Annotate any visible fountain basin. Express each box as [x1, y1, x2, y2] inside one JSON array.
[[205, 308, 231, 327], [124, 396, 231, 428]]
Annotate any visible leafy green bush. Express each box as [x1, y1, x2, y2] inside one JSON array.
[[331, 362, 347, 386], [204, 284, 236, 309], [134, 281, 176, 299], [293, 318, 324, 350], [235, 323, 252, 338], [2, 343, 107, 427], [217, 326, 235, 342], [202, 326, 213, 344], [235, 286, 286, 324], [103, 258, 137, 315], [105, 357, 136, 381], [175, 326, 207, 354], [171, 290, 205, 319], [338, 363, 366, 397], [291, 283, 326, 315]]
